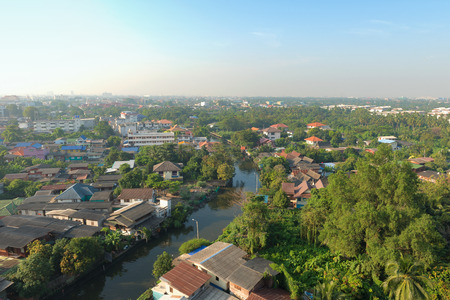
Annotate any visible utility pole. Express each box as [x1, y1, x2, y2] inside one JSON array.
[[192, 218, 199, 239]]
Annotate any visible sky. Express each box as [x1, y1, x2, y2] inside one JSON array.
[[0, 0, 449, 98]]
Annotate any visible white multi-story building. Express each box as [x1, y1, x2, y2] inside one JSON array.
[[34, 118, 95, 132], [126, 131, 175, 146]]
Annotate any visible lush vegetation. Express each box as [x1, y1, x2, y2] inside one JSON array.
[[219, 147, 450, 300], [152, 251, 174, 279], [178, 238, 212, 255], [6, 238, 104, 298]]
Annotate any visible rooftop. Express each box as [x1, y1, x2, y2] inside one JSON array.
[[160, 262, 211, 297]]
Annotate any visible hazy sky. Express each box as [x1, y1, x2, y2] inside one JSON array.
[[1, 0, 449, 97]]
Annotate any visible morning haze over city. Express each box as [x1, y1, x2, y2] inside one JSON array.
[[0, 1, 449, 300]]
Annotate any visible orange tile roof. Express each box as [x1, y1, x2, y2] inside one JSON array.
[[307, 122, 326, 127], [157, 119, 173, 124], [305, 136, 323, 142], [251, 127, 260, 131]]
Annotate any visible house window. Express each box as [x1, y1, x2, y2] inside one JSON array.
[[216, 276, 219, 281], [169, 287, 173, 293], [172, 171, 177, 177], [159, 172, 163, 176]]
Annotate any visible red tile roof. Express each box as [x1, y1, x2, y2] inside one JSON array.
[[270, 123, 288, 128], [305, 136, 323, 142], [161, 262, 211, 297]]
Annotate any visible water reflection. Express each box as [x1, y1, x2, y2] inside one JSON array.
[[63, 162, 258, 300]]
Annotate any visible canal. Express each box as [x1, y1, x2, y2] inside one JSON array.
[[64, 160, 259, 300]]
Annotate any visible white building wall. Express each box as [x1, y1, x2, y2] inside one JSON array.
[[127, 131, 175, 146]]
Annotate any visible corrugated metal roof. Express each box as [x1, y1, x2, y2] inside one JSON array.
[[227, 265, 263, 291], [161, 262, 211, 297]]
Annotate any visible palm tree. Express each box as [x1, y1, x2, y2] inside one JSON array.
[[314, 280, 345, 300], [382, 259, 434, 300]]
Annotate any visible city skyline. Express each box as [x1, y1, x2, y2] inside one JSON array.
[[1, 0, 449, 98]]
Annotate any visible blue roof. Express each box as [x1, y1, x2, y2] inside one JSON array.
[[16, 142, 32, 147], [79, 135, 87, 140], [61, 145, 86, 150], [188, 245, 207, 255], [122, 147, 139, 152], [31, 143, 42, 148]]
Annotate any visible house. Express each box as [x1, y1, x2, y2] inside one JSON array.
[[0, 277, 13, 299], [157, 119, 173, 128], [106, 201, 163, 234], [0, 215, 100, 257], [117, 188, 155, 206], [3, 173, 29, 181], [152, 262, 212, 300], [76, 135, 88, 145], [106, 160, 135, 173], [17, 201, 112, 216], [54, 183, 98, 203], [187, 242, 247, 291], [262, 127, 282, 141], [270, 123, 288, 130], [198, 141, 221, 152], [227, 258, 279, 300], [153, 161, 183, 180], [307, 122, 329, 130], [65, 153, 87, 162], [377, 136, 397, 141], [417, 170, 442, 183], [378, 139, 398, 150], [9, 146, 49, 159], [68, 169, 91, 181], [54, 137, 67, 145], [257, 138, 275, 147], [40, 184, 70, 194], [46, 209, 107, 227], [90, 191, 113, 202], [305, 136, 323, 147], [409, 157, 434, 165], [68, 163, 89, 172], [61, 145, 86, 154]]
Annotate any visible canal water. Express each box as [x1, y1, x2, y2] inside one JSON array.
[[64, 160, 259, 300]]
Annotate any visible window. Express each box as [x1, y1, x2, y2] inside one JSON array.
[[216, 276, 219, 281], [169, 287, 173, 293]]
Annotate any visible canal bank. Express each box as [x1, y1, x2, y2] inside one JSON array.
[[62, 161, 259, 300]]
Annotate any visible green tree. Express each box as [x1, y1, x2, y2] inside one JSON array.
[[10, 251, 54, 298], [107, 136, 122, 147], [217, 163, 235, 181], [1, 124, 23, 142], [145, 173, 163, 188], [51, 128, 65, 138], [119, 163, 131, 174], [119, 168, 143, 189], [139, 227, 153, 242], [382, 260, 434, 300], [23, 106, 39, 120], [152, 251, 174, 279], [179, 238, 211, 255], [60, 237, 104, 275], [94, 120, 114, 139], [272, 189, 290, 208]]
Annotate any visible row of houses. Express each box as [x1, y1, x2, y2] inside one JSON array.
[[153, 242, 290, 300]]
